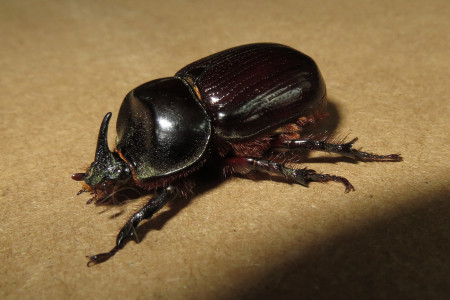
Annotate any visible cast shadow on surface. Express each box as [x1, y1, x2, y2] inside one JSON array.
[[98, 100, 343, 240], [230, 189, 450, 300]]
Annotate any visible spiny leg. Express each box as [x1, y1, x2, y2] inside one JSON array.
[[273, 137, 402, 161], [225, 157, 354, 193], [86, 185, 179, 266]]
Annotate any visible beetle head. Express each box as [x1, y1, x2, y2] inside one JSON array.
[[73, 113, 131, 191]]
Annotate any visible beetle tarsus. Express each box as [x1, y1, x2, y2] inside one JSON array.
[[281, 166, 355, 193], [86, 247, 119, 267], [225, 157, 354, 192], [304, 172, 355, 193], [349, 150, 402, 162], [276, 137, 403, 162], [86, 186, 179, 266]]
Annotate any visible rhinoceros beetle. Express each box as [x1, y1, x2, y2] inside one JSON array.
[[72, 43, 402, 266]]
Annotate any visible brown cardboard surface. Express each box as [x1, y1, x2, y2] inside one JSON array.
[[1, 0, 449, 298]]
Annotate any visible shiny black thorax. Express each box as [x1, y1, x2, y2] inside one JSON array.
[[116, 78, 211, 180]]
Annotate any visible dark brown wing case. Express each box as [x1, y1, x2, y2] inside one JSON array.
[[176, 43, 326, 141]]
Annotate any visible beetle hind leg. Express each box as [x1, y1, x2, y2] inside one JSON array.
[[86, 185, 179, 266], [225, 157, 354, 193], [273, 136, 402, 162]]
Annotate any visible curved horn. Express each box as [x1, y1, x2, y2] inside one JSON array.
[[94, 112, 112, 162]]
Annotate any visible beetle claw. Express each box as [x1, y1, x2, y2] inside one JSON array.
[[86, 246, 120, 267], [86, 252, 112, 267], [343, 181, 356, 193]]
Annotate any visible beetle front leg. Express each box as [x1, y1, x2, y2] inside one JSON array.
[[273, 137, 402, 161], [86, 185, 179, 266], [225, 157, 354, 193]]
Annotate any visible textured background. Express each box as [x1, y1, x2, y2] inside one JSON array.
[[1, 0, 449, 299]]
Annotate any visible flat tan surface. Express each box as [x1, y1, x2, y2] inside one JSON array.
[[1, 0, 449, 299]]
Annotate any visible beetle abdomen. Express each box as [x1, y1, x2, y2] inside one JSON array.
[[176, 43, 326, 140]]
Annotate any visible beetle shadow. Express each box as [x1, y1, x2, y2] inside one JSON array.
[[306, 97, 341, 135], [134, 164, 226, 241], [297, 99, 387, 165], [299, 99, 360, 165], [97, 98, 351, 243], [133, 99, 350, 241], [93, 186, 151, 219]]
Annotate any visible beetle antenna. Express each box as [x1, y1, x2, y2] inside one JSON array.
[[95, 112, 113, 163], [71, 173, 86, 181]]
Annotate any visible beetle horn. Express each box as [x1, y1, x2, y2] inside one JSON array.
[[94, 112, 113, 163]]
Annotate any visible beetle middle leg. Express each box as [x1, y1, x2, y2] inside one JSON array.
[[86, 185, 179, 266], [273, 137, 402, 161], [225, 157, 354, 192]]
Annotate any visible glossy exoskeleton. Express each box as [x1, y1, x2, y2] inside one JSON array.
[[72, 43, 402, 266]]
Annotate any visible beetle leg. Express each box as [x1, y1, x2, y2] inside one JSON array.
[[86, 185, 179, 266], [273, 137, 402, 161], [225, 157, 354, 193]]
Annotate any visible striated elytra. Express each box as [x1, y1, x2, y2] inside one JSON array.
[[72, 43, 402, 266]]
